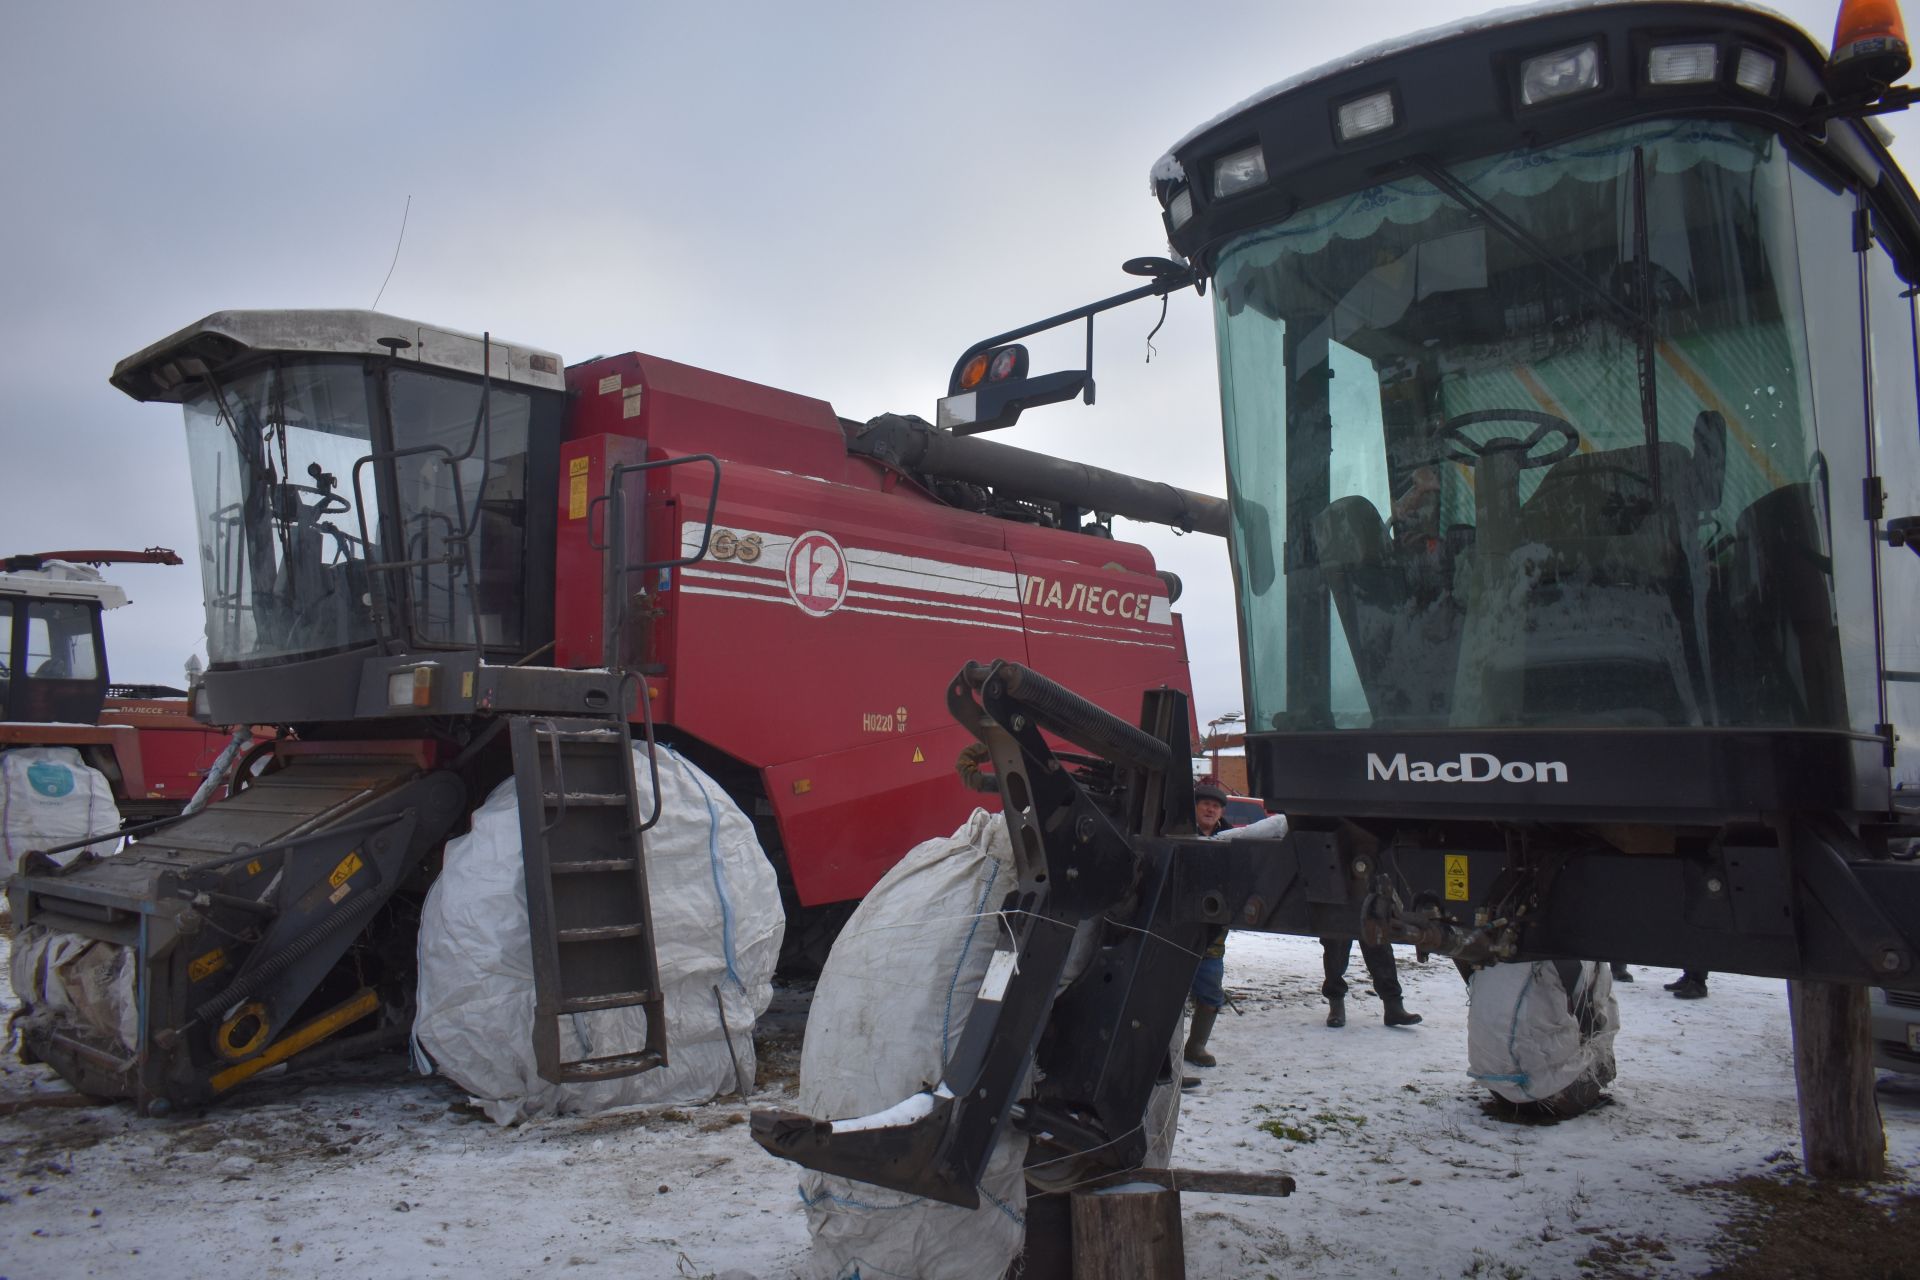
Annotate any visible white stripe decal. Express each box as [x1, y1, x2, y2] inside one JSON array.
[[683, 570, 1021, 619], [677, 585, 1026, 633], [1021, 614, 1168, 641], [682, 566, 785, 586], [680, 521, 1175, 634], [1027, 627, 1177, 651], [683, 521, 1018, 601], [847, 589, 1022, 619]]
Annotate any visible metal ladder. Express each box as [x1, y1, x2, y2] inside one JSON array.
[[509, 714, 667, 1083]]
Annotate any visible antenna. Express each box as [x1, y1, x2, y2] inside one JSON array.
[[371, 194, 412, 311]]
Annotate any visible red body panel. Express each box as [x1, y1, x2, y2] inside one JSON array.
[[0, 721, 146, 798], [98, 699, 234, 805], [554, 353, 1194, 907]]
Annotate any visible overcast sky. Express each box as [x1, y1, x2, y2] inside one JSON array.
[[3, 0, 1912, 736]]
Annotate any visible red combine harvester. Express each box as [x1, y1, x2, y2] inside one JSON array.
[[1, 548, 238, 823], [7, 311, 1219, 1109]]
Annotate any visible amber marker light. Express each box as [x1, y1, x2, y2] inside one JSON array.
[[960, 353, 991, 390], [1831, 0, 1911, 85]]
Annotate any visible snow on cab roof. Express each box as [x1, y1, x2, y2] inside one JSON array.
[[1148, 0, 1812, 189]]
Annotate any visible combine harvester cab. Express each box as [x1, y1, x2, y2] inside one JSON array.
[[754, 0, 1920, 1207], [9, 307, 1211, 1112]]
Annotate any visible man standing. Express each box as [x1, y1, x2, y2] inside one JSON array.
[[1182, 777, 1233, 1067], [1664, 969, 1709, 999], [1322, 937, 1422, 1029]]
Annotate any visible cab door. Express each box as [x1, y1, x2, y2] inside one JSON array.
[[1865, 229, 1920, 798], [17, 598, 107, 724]]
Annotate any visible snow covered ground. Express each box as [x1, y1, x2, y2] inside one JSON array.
[[4, 930, 1916, 1279]]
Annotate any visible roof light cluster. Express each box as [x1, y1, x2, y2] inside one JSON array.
[[1154, 16, 1810, 245]]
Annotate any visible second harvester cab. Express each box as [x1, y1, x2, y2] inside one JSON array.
[[753, 0, 1920, 1209]]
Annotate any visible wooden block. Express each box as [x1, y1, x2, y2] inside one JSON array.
[[1070, 1182, 1184, 1280], [1787, 980, 1885, 1180]]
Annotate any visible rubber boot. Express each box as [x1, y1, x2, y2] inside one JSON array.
[[1383, 996, 1423, 1027], [1183, 1005, 1219, 1067], [1671, 977, 1708, 1000], [1326, 995, 1346, 1028], [1610, 963, 1634, 983]]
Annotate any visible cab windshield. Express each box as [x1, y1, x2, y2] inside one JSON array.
[[1216, 120, 1842, 733], [184, 358, 539, 666], [184, 361, 380, 664]]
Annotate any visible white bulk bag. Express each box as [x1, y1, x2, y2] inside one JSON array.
[[797, 809, 1029, 1280], [8, 928, 140, 1055], [411, 744, 783, 1124], [1467, 959, 1619, 1112], [1, 747, 121, 879]]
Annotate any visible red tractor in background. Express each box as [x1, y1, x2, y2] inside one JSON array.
[[1, 548, 240, 823], [9, 308, 1217, 1108]]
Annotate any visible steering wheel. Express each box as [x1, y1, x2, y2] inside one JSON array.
[[1438, 410, 1580, 470]]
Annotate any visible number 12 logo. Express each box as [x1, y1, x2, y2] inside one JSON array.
[[786, 531, 848, 616]]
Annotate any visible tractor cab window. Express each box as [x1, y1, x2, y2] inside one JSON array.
[[15, 599, 104, 723], [183, 360, 380, 665], [387, 369, 533, 650], [1218, 120, 1840, 733], [25, 601, 99, 680]]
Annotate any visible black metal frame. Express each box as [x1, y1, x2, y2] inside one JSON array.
[[752, 658, 1920, 1205]]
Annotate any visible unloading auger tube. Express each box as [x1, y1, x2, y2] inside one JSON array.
[[849, 414, 1228, 538]]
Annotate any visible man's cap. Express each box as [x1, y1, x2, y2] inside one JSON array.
[[1194, 776, 1229, 804]]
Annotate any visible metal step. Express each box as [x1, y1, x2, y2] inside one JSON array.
[[559, 989, 660, 1013], [559, 1049, 667, 1080], [557, 923, 651, 943], [541, 791, 629, 807], [551, 858, 639, 875], [510, 715, 667, 1086]]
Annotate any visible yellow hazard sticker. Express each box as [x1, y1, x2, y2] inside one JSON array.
[[461, 671, 475, 699], [911, 747, 925, 763], [569, 473, 589, 520], [330, 851, 364, 889], [1444, 854, 1469, 901], [569, 456, 591, 476], [189, 948, 227, 983]]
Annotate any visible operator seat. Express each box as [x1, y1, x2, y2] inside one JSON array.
[[1485, 411, 1727, 727]]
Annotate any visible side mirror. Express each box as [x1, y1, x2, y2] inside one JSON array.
[[935, 257, 1196, 435], [937, 349, 1090, 435]]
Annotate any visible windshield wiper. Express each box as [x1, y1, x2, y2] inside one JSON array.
[[1407, 155, 1650, 340]]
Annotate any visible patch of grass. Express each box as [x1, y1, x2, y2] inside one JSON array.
[[1575, 1234, 1677, 1275], [1258, 1119, 1318, 1143], [1253, 1102, 1367, 1145], [1462, 1249, 1528, 1280], [1690, 1169, 1920, 1279]]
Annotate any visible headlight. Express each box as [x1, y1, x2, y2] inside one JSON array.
[[1735, 47, 1779, 95], [1211, 145, 1268, 199], [1335, 90, 1397, 142], [1168, 186, 1193, 229], [1648, 42, 1719, 85], [1520, 41, 1602, 105]]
